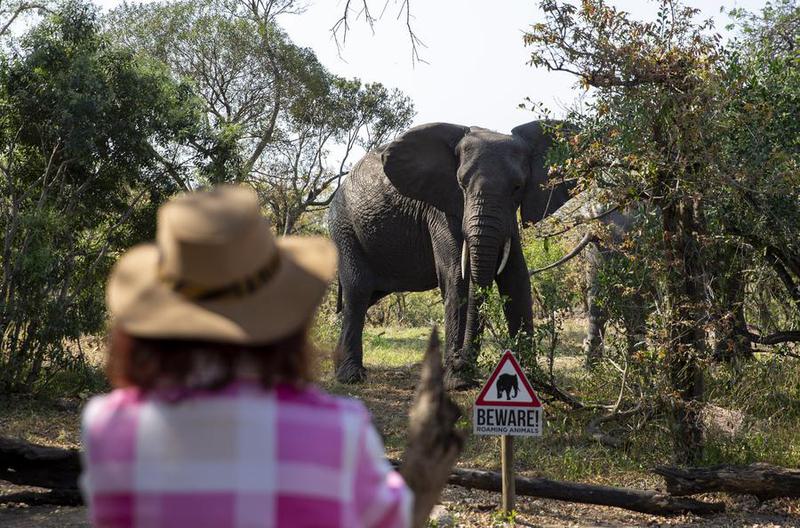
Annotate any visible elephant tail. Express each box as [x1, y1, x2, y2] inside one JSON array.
[[335, 277, 343, 313]]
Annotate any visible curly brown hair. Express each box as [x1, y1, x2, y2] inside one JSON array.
[[106, 324, 316, 391]]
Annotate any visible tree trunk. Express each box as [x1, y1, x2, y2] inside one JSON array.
[[654, 463, 800, 500], [661, 195, 706, 464]]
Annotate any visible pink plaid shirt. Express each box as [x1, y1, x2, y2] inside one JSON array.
[[80, 381, 412, 527]]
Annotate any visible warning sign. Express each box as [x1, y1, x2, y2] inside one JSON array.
[[473, 350, 543, 436]]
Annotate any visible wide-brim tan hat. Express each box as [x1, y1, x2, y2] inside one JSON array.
[[107, 185, 337, 344]]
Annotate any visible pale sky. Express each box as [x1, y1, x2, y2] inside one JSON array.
[[95, 0, 769, 133], [278, 0, 769, 133]]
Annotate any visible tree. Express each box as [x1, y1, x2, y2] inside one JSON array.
[[525, 0, 800, 463], [0, 0, 50, 40], [714, 1, 800, 344], [107, 0, 414, 234], [258, 78, 414, 234], [0, 0, 201, 392], [331, 0, 422, 63]]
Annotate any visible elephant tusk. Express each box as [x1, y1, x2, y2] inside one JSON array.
[[497, 239, 511, 276], [529, 231, 596, 276], [461, 240, 468, 280]]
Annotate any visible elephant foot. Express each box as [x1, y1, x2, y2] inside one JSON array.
[[335, 361, 367, 384], [443, 368, 477, 391]]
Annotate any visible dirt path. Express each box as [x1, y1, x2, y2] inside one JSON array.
[[0, 505, 87, 527], [3, 485, 800, 527]]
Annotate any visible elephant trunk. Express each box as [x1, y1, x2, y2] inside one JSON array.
[[465, 208, 506, 287], [469, 239, 500, 287]]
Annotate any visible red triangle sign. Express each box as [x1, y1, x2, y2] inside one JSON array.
[[475, 350, 542, 408]]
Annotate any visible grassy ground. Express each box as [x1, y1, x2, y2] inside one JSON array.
[[3, 321, 800, 526], [4, 321, 800, 480], [317, 324, 664, 485], [317, 322, 800, 485]]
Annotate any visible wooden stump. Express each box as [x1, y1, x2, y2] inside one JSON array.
[[400, 328, 465, 528]]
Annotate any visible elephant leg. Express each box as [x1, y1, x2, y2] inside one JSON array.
[[445, 278, 485, 390], [584, 291, 607, 367], [584, 242, 606, 368], [713, 272, 753, 362], [334, 273, 371, 384], [435, 250, 468, 386], [496, 235, 534, 350], [729, 296, 753, 360], [623, 291, 648, 357], [429, 217, 474, 390], [441, 277, 472, 390]]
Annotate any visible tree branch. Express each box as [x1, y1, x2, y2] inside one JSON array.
[[739, 329, 800, 346]]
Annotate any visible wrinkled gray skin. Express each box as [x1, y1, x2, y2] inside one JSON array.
[[329, 121, 572, 388], [531, 198, 647, 364], [583, 207, 647, 364], [535, 199, 750, 364], [584, 205, 751, 363]]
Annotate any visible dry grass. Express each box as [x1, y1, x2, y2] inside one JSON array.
[[0, 396, 81, 450], [4, 322, 800, 526]]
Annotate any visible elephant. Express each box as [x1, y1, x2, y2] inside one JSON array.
[[531, 194, 751, 364], [531, 196, 650, 364], [496, 373, 519, 400], [328, 121, 574, 388]]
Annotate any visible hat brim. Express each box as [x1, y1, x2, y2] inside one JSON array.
[[107, 236, 337, 344]]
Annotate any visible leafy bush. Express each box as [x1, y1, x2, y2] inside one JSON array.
[[0, 1, 200, 392]]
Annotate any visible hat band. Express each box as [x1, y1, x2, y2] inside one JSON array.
[[162, 253, 281, 302]]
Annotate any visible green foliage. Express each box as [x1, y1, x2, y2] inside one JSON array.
[[0, 0, 414, 394], [474, 232, 584, 384], [525, 0, 800, 462], [365, 291, 445, 329], [107, 0, 415, 235], [0, 0, 199, 392], [523, 235, 577, 315]]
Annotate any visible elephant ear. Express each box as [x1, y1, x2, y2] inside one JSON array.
[[512, 120, 573, 226], [381, 122, 469, 215]]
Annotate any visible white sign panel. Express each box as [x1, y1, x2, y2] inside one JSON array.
[[473, 350, 543, 437]]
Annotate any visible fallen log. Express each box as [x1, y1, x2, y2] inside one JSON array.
[[446, 467, 724, 516], [387, 459, 724, 516], [0, 437, 80, 490], [0, 489, 82, 506], [654, 463, 800, 500], [2, 435, 723, 515]]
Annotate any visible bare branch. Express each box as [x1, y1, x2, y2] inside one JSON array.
[[331, 0, 425, 64]]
